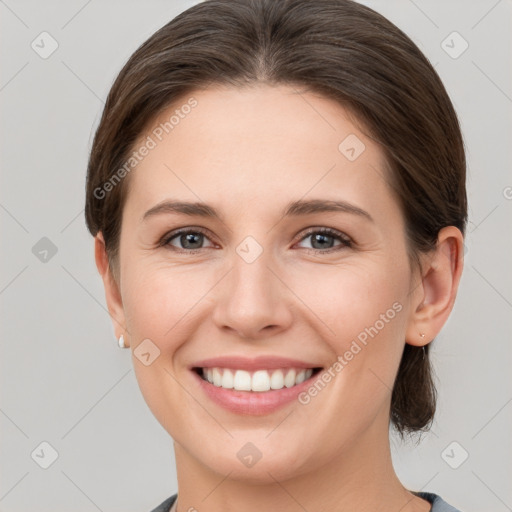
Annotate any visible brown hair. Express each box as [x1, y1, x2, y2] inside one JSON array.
[[85, 0, 467, 436]]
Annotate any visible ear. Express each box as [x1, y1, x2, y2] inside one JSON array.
[[94, 232, 129, 347], [405, 226, 464, 347]]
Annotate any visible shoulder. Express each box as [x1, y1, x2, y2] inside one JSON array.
[[149, 493, 177, 512], [417, 491, 463, 512]]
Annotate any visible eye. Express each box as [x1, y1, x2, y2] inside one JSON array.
[[295, 227, 352, 253], [159, 226, 352, 254], [161, 228, 215, 252]]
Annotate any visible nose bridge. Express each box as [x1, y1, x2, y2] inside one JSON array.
[[232, 241, 272, 297], [212, 235, 292, 338]]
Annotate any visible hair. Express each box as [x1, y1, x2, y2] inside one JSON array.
[[84, 0, 467, 436]]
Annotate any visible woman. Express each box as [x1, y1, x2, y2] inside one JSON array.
[[85, 0, 466, 510]]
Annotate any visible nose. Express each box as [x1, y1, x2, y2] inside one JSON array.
[[212, 250, 293, 340]]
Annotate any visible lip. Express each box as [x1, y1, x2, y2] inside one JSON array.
[[189, 358, 323, 415], [190, 355, 321, 371]]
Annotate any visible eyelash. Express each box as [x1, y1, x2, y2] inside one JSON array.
[[159, 226, 353, 254]]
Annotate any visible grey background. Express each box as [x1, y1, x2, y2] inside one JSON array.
[[1, 1, 511, 511]]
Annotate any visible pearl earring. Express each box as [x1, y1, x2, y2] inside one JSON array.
[[118, 334, 126, 349], [419, 332, 425, 339]]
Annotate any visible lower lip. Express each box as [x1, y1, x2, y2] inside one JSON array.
[[191, 369, 320, 415]]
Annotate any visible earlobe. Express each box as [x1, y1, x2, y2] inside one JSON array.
[[406, 226, 464, 347], [94, 232, 128, 346]]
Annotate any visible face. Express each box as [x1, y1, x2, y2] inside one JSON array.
[[108, 84, 422, 482]]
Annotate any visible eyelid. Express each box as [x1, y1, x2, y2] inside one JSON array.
[[293, 226, 353, 250], [159, 226, 216, 251], [160, 226, 353, 252]]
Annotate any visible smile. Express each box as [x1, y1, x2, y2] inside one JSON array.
[[196, 367, 322, 392], [191, 365, 323, 415]]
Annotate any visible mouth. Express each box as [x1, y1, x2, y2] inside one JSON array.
[[193, 366, 323, 392], [189, 355, 325, 414]]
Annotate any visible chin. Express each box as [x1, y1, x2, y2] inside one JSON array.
[[198, 441, 315, 484]]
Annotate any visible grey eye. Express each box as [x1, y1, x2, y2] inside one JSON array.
[[165, 230, 215, 250]]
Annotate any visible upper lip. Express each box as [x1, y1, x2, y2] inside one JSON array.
[[191, 355, 323, 371]]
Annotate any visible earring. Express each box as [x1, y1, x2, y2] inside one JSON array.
[[118, 334, 126, 349], [420, 333, 427, 360]]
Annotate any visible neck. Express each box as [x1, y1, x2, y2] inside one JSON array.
[[172, 415, 430, 512]]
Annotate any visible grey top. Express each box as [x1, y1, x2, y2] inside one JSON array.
[[150, 491, 462, 511]]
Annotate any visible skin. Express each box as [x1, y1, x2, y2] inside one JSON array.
[[95, 84, 464, 512]]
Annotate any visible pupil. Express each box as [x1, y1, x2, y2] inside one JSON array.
[[178, 232, 334, 250], [182, 233, 202, 249], [312, 233, 333, 249]]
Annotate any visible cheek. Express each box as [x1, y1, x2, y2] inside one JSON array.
[[285, 255, 410, 411], [287, 256, 410, 344], [121, 262, 209, 434], [121, 260, 209, 340]]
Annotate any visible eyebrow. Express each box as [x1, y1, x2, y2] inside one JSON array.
[[141, 198, 373, 223]]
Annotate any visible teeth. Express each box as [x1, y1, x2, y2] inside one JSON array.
[[233, 370, 252, 391], [201, 367, 314, 392], [284, 369, 296, 388], [270, 369, 285, 389], [221, 369, 234, 389], [212, 368, 222, 386], [252, 370, 271, 392]]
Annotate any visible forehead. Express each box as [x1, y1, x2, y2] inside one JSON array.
[[124, 84, 397, 222]]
